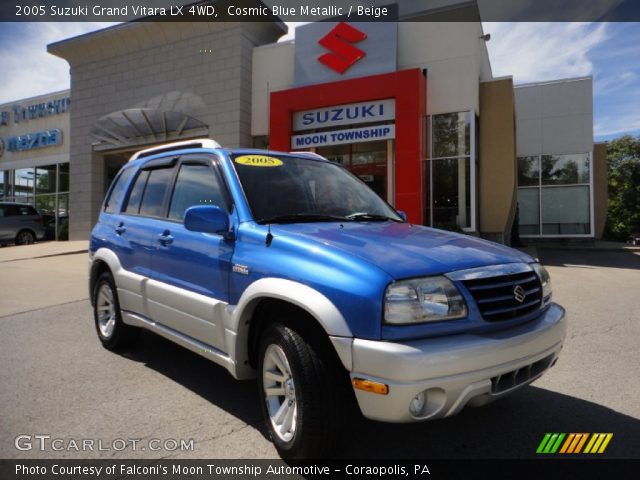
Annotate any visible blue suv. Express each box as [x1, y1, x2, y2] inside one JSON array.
[[89, 139, 566, 458]]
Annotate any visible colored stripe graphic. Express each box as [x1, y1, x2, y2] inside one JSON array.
[[584, 433, 614, 454], [574, 433, 589, 453], [559, 433, 575, 453], [537, 433, 612, 454], [536, 433, 565, 453], [536, 433, 552, 453]]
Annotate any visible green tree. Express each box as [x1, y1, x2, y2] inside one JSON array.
[[604, 135, 640, 241]]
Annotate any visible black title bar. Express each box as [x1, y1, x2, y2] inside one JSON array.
[[2, 0, 640, 22]]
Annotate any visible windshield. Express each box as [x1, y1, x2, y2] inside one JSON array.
[[232, 154, 403, 224]]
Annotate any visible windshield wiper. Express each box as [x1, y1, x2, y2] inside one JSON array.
[[256, 213, 349, 224], [345, 212, 401, 222]]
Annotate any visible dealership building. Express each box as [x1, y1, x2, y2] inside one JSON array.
[[0, 1, 606, 242]]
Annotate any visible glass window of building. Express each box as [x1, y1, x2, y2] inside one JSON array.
[[517, 153, 592, 236], [0, 164, 70, 240], [0, 171, 10, 200], [14, 168, 35, 202], [316, 141, 388, 199], [425, 111, 475, 231]]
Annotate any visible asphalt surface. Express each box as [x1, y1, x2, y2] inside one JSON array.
[[0, 250, 639, 459]]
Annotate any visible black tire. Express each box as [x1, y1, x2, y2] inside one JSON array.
[[15, 229, 35, 245], [257, 322, 350, 459], [92, 271, 139, 350]]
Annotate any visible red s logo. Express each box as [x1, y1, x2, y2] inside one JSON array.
[[318, 23, 367, 74]]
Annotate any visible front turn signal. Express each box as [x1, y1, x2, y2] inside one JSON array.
[[352, 378, 389, 395]]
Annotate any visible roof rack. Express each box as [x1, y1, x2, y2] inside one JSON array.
[[129, 138, 221, 161]]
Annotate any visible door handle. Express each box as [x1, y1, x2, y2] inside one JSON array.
[[158, 230, 174, 246], [115, 223, 126, 235]]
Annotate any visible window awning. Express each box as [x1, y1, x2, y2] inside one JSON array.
[[90, 108, 208, 151]]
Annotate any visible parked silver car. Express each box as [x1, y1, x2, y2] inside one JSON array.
[[0, 202, 46, 245]]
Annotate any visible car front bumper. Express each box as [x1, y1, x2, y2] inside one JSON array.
[[341, 303, 566, 423]]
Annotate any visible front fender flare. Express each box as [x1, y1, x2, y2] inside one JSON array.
[[226, 278, 354, 379]]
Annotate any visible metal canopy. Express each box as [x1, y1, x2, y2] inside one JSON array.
[[90, 108, 208, 150], [90, 91, 209, 151]]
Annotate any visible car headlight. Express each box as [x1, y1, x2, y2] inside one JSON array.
[[530, 262, 552, 302], [384, 276, 467, 325]]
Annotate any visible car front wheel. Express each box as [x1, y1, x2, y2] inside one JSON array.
[[258, 322, 349, 459]]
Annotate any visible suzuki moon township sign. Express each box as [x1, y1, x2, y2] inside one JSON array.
[[293, 99, 395, 131], [292, 125, 395, 149], [294, 22, 398, 86], [291, 99, 396, 148]]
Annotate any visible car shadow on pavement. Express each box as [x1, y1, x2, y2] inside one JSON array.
[[118, 331, 639, 459], [538, 249, 640, 271], [341, 386, 639, 458], [118, 330, 266, 432]]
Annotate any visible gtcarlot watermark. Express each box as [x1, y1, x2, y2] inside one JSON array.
[[14, 434, 194, 452]]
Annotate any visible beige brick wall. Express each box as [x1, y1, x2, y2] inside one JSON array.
[[49, 22, 284, 240]]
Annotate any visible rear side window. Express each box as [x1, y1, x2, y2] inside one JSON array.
[[3, 205, 36, 216], [139, 168, 174, 217], [125, 170, 149, 214], [104, 167, 135, 214], [168, 164, 228, 221]]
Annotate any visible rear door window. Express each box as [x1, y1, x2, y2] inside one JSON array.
[[4, 205, 34, 216], [138, 168, 174, 217]]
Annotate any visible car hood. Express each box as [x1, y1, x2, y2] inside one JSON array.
[[271, 221, 534, 279]]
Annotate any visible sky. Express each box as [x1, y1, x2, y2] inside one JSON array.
[[0, 21, 638, 141]]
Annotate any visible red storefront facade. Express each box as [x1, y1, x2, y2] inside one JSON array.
[[269, 69, 427, 224]]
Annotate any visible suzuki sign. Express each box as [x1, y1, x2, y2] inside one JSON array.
[[318, 22, 367, 74], [293, 99, 395, 131], [294, 22, 397, 86]]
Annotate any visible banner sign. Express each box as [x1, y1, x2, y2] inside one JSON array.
[[293, 99, 395, 131], [292, 124, 395, 148]]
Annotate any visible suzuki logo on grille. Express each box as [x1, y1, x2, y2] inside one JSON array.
[[318, 22, 367, 74], [513, 285, 526, 303]]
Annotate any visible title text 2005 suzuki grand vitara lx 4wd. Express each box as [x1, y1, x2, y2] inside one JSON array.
[[89, 139, 566, 458]]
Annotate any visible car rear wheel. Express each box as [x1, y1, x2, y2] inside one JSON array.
[[93, 271, 139, 349], [15, 230, 35, 245], [258, 322, 349, 459]]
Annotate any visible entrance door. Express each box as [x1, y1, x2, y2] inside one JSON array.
[[316, 140, 390, 201]]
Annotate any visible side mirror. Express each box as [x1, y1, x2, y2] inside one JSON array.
[[184, 205, 230, 236], [397, 210, 408, 222]]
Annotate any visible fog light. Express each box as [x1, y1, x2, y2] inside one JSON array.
[[409, 391, 425, 416]]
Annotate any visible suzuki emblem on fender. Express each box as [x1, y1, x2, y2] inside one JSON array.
[[513, 285, 526, 303], [318, 22, 367, 74]]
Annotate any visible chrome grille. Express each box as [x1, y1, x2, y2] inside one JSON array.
[[462, 271, 542, 322]]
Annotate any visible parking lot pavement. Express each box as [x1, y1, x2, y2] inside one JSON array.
[[0, 241, 88, 263], [0, 253, 87, 317], [0, 250, 638, 459]]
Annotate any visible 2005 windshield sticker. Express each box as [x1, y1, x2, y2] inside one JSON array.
[[235, 155, 283, 167]]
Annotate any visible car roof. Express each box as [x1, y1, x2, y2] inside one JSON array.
[[130, 147, 331, 170]]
